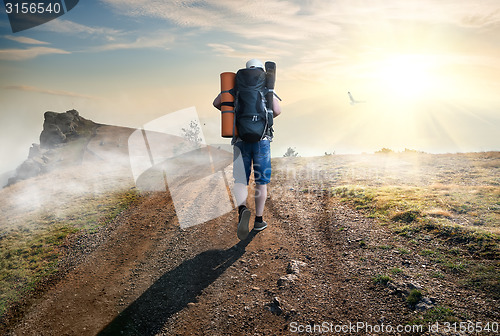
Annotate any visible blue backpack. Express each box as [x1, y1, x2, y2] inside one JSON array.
[[233, 68, 273, 143]]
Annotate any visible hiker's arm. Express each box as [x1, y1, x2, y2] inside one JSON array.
[[272, 96, 281, 118], [213, 93, 222, 110]]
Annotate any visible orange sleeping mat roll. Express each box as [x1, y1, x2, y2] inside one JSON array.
[[220, 72, 237, 138]]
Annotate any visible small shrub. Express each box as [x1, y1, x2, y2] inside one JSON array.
[[397, 247, 410, 254], [375, 148, 394, 154], [444, 262, 467, 274], [391, 210, 420, 223], [390, 267, 403, 275], [283, 147, 299, 157], [422, 306, 457, 323], [373, 274, 391, 286], [407, 289, 423, 307], [431, 271, 445, 279], [420, 249, 436, 256]]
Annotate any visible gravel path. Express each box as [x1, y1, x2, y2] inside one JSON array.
[[4, 177, 499, 335]]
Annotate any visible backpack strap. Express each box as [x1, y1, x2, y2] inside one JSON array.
[[220, 88, 236, 108], [264, 88, 282, 101]]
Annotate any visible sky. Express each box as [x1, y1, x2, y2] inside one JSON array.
[[1, 0, 500, 174]]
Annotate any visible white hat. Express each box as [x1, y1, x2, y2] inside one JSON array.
[[246, 59, 264, 69]]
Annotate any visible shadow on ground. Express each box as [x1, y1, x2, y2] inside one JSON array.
[[98, 231, 257, 335]]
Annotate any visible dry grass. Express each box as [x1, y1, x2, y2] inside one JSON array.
[[273, 152, 500, 233], [0, 163, 138, 319], [273, 151, 499, 299], [273, 152, 500, 260], [425, 208, 453, 218]]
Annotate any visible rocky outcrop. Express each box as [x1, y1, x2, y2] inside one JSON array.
[[40, 109, 95, 148], [7, 110, 99, 186]]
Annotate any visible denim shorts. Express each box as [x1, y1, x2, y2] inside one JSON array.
[[233, 139, 271, 185]]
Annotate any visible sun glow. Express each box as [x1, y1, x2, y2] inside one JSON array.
[[372, 54, 440, 102]]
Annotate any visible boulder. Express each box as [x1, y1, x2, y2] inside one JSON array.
[[415, 297, 435, 311], [286, 260, 307, 275], [278, 274, 297, 288], [266, 297, 283, 316], [40, 109, 83, 148]]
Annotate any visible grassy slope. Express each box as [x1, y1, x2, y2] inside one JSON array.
[[0, 162, 138, 319], [0, 188, 139, 319], [273, 152, 500, 299]]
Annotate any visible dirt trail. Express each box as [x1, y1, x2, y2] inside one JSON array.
[[6, 179, 499, 335]]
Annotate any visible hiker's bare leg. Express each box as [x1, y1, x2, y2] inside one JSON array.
[[234, 182, 248, 207], [255, 184, 267, 217]]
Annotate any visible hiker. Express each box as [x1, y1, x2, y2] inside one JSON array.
[[213, 58, 281, 240]]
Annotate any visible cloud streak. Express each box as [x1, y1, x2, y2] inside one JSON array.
[[97, 0, 500, 82], [206, 42, 290, 61], [91, 32, 175, 52], [0, 47, 70, 60], [100, 0, 500, 37], [3, 85, 95, 99], [41, 19, 122, 37], [40, 18, 176, 52], [3, 36, 49, 45], [100, 0, 342, 42]]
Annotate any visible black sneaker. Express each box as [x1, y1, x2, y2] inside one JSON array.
[[253, 220, 268, 231], [237, 207, 251, 240]]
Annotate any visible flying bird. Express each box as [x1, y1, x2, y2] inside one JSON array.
[[348, 91, 366, 105]]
